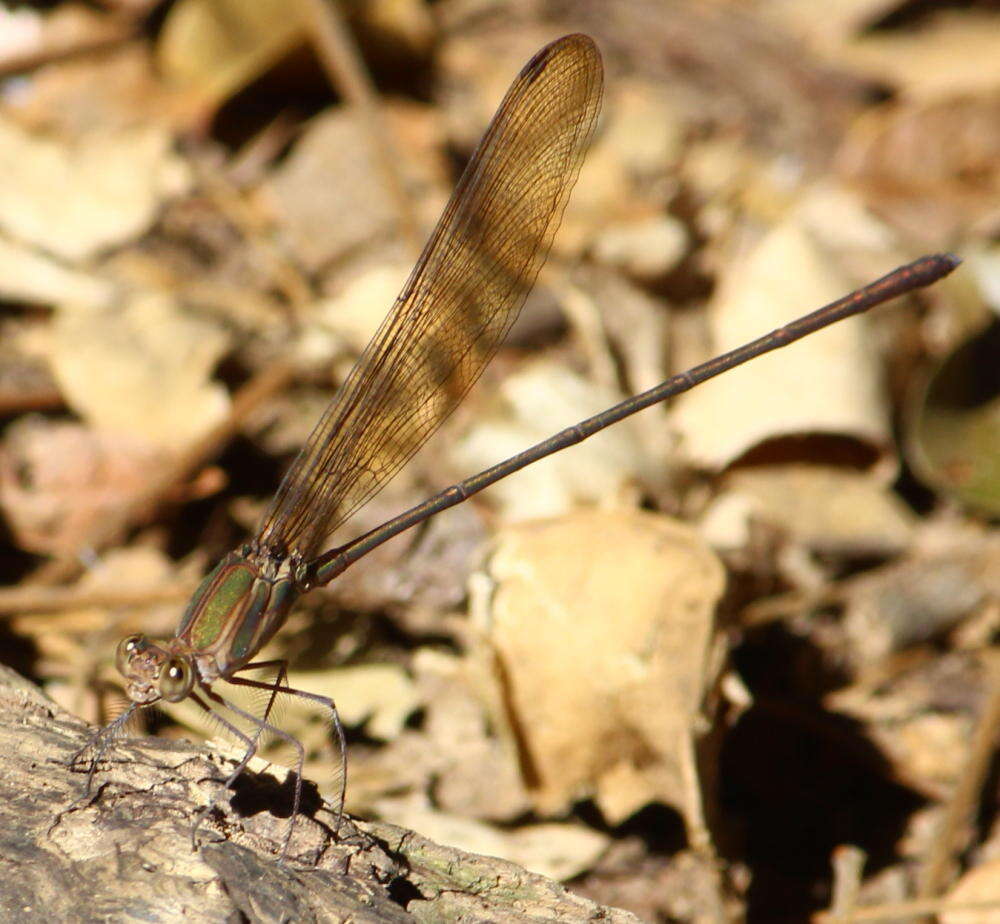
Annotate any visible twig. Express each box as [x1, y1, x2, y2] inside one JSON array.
[[826, 845, 866, 921], [0, 582, 193, 616], [228, 112, 300, 187], [194, 157, 315, 313], [0, 14, 136, 79], [296, 0, 420, 252], [0, 385, 64, 416], [915, 647, 1000, 898]]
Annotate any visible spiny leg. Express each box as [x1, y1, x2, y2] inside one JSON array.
[[226, 668, 348, 836], [188, 659, 290, 839], [214, 659, 289, 791], [187, 689, 260, 851], [202, 683, 309, 860], [70, 702, 138, 799]]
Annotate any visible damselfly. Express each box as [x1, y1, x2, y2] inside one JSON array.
[[80, 33, 959, 857]]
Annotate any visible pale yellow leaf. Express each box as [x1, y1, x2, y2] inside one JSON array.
[[0, 118, 189, 261], [480, 510, 725, 836], [50, 293, 230, 447], [672, 221, 888, 468], [158, 0, 304, 109]]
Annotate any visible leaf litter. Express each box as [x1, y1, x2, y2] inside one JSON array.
[[0, 2, 997, 921]]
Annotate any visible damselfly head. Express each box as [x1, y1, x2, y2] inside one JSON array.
[[115, 634, 195, 705]]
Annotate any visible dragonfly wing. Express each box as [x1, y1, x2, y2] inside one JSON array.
[[256, 34, 603, 560]]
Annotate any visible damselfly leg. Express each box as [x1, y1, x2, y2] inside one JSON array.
[[186, 661, 347, 858]]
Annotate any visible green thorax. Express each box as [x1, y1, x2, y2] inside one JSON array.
[[176, 550, 300, 673]]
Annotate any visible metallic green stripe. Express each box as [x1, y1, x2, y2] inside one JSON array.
[[189, 564, 255, 651], [230, 579, 272, 663], [176, 568, 219, 638]]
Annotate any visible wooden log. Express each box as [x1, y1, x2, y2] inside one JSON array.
[[0, 665, 638, 922]]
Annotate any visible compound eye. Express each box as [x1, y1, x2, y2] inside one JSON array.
[[115, 634, 145, 676], [158, 658, 193, 702]]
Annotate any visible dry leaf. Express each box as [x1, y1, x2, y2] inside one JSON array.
[[7, 45, 167, 135], [941, 858, 1000, 924], [157, 0, 304, 111], [840, 538, 1000, 666], [574, 269, 671, 398], [0, 237, 115, 308], [49, 292, 230, 447], [0, 118, 189, 261], [0, 7, 43, 61], [452, 362, 647, 522], [672, 220, 888, 468], [838, 95, 1000, 244], [413, 648, 529, 822], [702, 465, 916, 557], [562, 78, 684, 254], [480, 510, 725, 836], [359, 0, 434, 54], [837, 12, 1000, 101], [263, 111, 401, 273], [263, 103, 443, 273], [755, 0, 902, 48], [970, 247, 1000, 313], [907, 318, 1000, 515], [0, 418, 165, 556], [315, 262, 411, 355], [348, 649, 530, 821], [11, 548, 178, 660], [0, 5, 133, 85], [872, 712, 971, 796], [592, 214, 687, 280]]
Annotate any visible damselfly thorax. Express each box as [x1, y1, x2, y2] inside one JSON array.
[[116, 542, 306, 704]]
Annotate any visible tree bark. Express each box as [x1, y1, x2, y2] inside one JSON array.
[[0, 665, 637, 923]]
